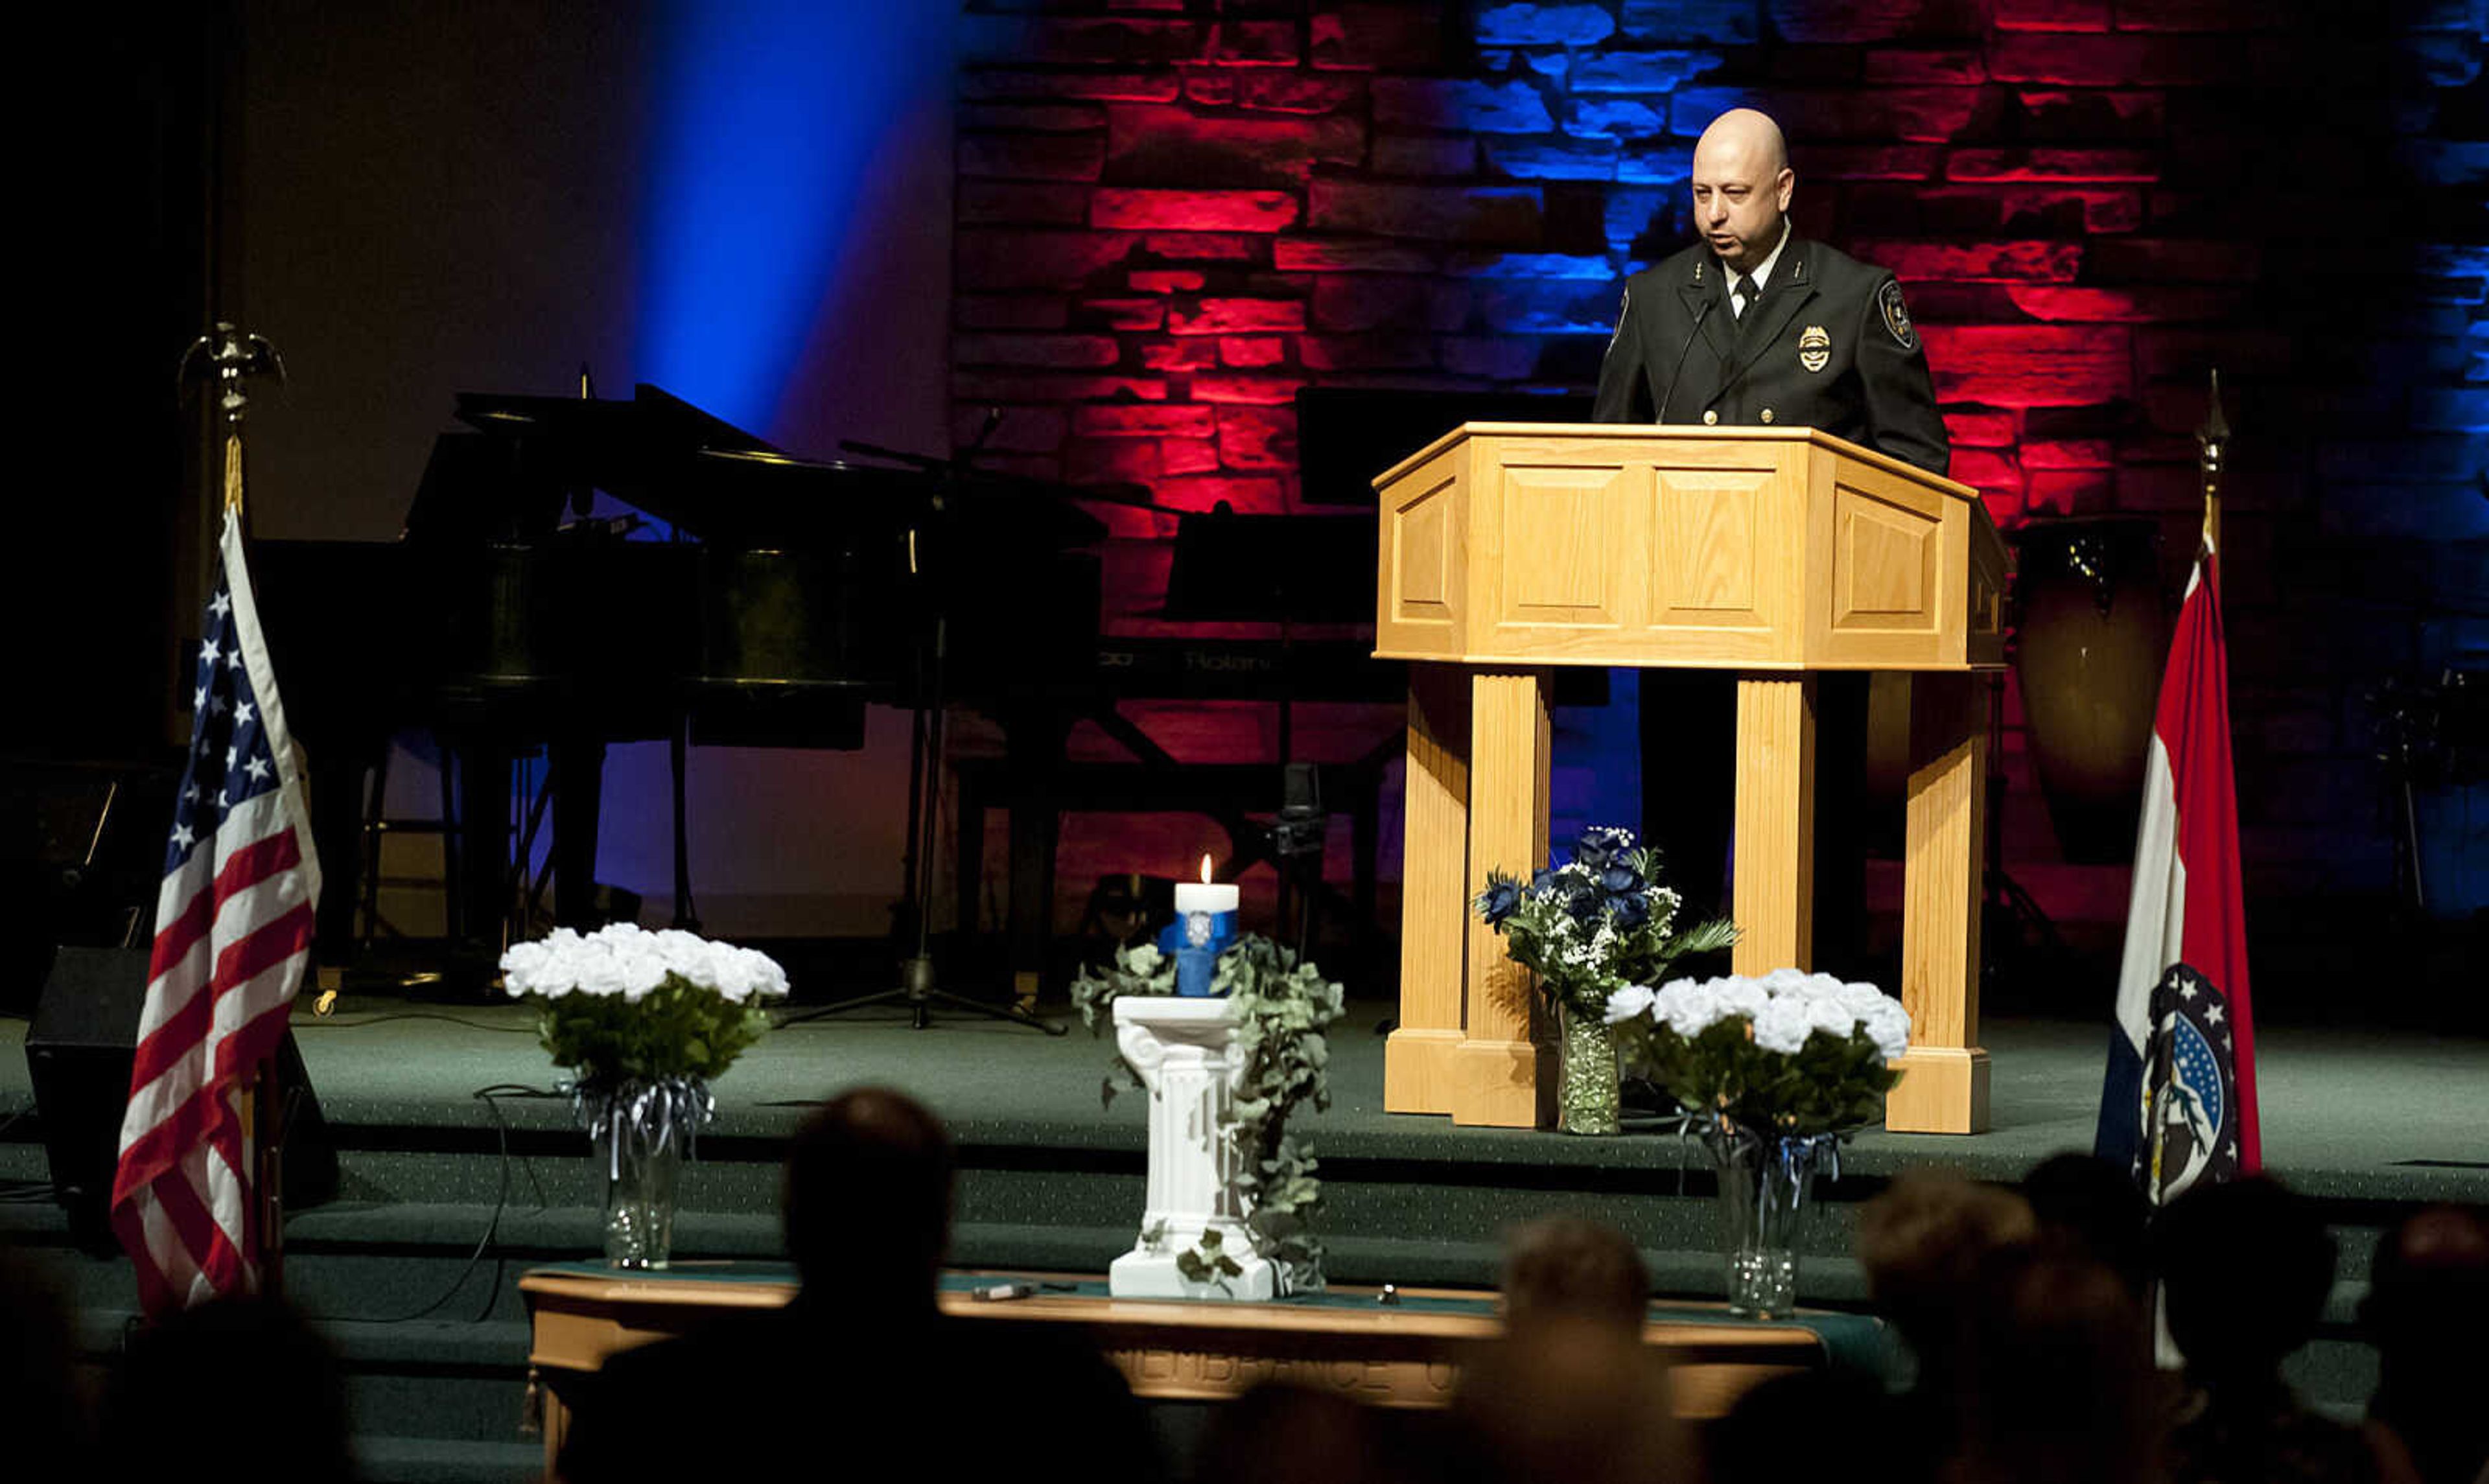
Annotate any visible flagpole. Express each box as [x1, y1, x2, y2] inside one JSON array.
[[2194, 368, 2229, 556], [179, 321, 285, 528], [174, 321, 293, 1297]]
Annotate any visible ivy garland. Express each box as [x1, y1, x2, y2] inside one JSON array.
[[1071, 934, 1345, 1293]]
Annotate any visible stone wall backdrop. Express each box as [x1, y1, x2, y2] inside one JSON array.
[[949, 0, 2486, 1011]]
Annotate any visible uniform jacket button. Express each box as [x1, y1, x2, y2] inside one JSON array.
[[1760, 408, 1775, 424], [1702, 410, 1719, 426]]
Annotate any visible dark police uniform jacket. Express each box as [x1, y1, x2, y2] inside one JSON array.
[[1592, 235, 1949, 476]]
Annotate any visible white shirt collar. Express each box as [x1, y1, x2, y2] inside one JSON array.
[[1725, 220, 1793, 310]]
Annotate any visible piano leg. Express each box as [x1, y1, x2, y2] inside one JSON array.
[[457, 740, 516, 950], [551, 736, 607, 929], [1004, 710, 1071, 1007]]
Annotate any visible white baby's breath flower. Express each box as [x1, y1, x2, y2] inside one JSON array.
[[1605, 982, 1657, 1026], [1752, 995, 1814, 1054]]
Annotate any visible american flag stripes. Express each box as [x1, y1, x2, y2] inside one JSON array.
[[111, 496, 323, 1314]]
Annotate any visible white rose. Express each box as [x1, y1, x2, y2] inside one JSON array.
[[1801, 972, 1848, 1001], [1864, 1002, 1913, 1061], [1838, 980, 1893, 1015], [1712, 975, 1769, 1022], [1753, 995, 1814, 1055], [500, 940, 550, 997], [1605, 982, 1657, 1026], [740, 946, 790, 1000], [613, 945, 670, 1002], [1759, 967, 1811, 995], [1659, 978, 1723, 1039], [1805, 996, 1858, 1041], [572, 946, 631, 999]]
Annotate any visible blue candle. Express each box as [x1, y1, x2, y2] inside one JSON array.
[[1158, 908, 1239, 996]]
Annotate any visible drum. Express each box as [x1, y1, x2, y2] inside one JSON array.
[[2011, 517, 2171, 865]]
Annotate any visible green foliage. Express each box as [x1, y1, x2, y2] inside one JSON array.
[[1174, 1227, 1246, 1292], [1613, 1013, 1899, 1137], [1070, 934, 1345, 1292], [1477, 840, 1739, 1017], [528, 975, 774, 1086]]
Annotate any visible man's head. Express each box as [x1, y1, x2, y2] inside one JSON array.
[[1690, 108, 1793, 275], [2155, 1175, 2334, 1388], [1500, 1216, 1650, 1338], [783, 1087, 954, 1296], [1858, 1171, 2037, 1372]]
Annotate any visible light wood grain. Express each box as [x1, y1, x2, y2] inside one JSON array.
[[1375, 445, 1466, 661], [1885, 1046, 1992, 1135], [1455, 667, 1554, 1128], [1386, 667, 1472, 1115], [1731, 676, 1817, 975], [1892, 673, 1990, 1134], [1372, 426, 1998, 1136], [519, 1268, 1838, 1455]]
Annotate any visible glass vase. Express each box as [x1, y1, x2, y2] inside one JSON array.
[[1555, 1003, 1622, 1137], [1705, 1123, 1834, 1317], [583, 1080, 708, 1270], [596, 1113, 681, 1269]]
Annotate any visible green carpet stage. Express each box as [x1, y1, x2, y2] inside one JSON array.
[[5, 997, 2484, 1482]]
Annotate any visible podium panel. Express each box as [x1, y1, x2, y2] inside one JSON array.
[[1374, 424, 2005, 1134]]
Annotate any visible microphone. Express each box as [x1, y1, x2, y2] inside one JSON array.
[[1655, 296, 1717, 426]]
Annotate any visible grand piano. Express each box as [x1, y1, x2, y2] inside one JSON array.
[[250, 384, 1415, 996]]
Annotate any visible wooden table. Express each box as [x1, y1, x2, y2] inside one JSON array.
[[521, 1265, 1886, 1478]]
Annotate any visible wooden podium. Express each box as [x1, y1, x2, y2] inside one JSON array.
[[1373, 424, 2007, 1135]]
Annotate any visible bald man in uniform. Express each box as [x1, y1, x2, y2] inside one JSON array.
[[1597, 108, 1950, 973], [1596, 108, 1947, 467]]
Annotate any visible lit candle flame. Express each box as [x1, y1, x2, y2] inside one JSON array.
[[1199, 853, 1214, 885]]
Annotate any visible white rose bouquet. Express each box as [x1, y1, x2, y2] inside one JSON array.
[[1605, 968, 1909, 1137], [500, 923, 789, 1085]]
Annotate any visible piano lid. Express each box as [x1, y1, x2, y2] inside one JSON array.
[[450, 384, 1106, 550]]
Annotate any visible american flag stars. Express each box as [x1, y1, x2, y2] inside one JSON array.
[[167, 585, 281, 874]]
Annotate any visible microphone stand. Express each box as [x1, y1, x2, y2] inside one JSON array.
[[788, 413, 1063, 1035]]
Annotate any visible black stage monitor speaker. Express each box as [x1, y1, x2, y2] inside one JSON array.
[[24, 945, 338, 1254]]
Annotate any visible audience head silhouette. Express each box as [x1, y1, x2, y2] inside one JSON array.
[[2021, 1150, 2153, 1300], [102, 1295, 356, 1483], [1858, 1171, 2035, 1384], [2155, 1174, 2333, 1391], [1953, 1245, 2162, 1484], [782, 1085, 954, 1298], [2361, 1203, 2489, 1483], [1499, 1215, 1650, 1339]]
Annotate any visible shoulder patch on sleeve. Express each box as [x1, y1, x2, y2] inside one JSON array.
[[1877, 279, 1917, 352]]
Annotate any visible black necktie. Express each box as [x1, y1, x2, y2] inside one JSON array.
[[1734, 277, 1759, 332]]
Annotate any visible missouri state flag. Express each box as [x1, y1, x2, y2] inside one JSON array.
[[2095, 542, 2260, 1204]]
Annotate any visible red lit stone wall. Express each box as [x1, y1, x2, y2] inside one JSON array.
[[950, 1, 2486, 913]]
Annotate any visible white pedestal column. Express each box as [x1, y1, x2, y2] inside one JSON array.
[[1107, 995, 1278, 1301]]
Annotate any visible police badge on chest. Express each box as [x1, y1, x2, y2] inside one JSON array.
[[1798, 325, 1830, 373]]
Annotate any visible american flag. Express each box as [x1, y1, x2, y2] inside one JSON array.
[[111, 500, 322, 1314]]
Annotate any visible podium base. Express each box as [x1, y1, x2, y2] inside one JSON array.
[[1110, 1239, 1278, 1301]]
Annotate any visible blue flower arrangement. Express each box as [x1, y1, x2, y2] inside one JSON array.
[[1475, 825, 1738, 1018]]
